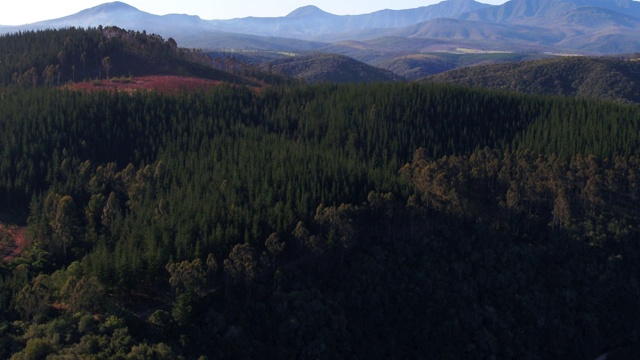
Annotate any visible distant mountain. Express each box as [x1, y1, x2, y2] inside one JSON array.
[[0, 0, 494, 43], [375, 52, 546, 80], [570, 0, 640, 18], [426, 56, 640, 103], [460, 0, 580, 24], [206, 0, 492, 41], [177, 32, 327, 52], [1, 0, 640, 78], [14, 2, 214, 35], [454, 0, 640, 53], [382, 0, 640, 54], [0, 2, 328, 52], [267, 53, 404, 83], [391, 18, 564, 45], [460, 0, 640, 25], [550, 7, 640, 53]]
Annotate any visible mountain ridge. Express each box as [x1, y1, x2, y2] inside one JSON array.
[[286, 5, 332, 18], [460, 0, 640, 24], [1, 0, 639, 75]]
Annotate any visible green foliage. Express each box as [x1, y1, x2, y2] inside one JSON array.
[[379, 51, 541, 81], [268, 53, 403, 83], [171, 293, 195, 327], [514, 98, 640, 159], [428, 55, 640, 104], [0, 27, 259, 87], [166, 258, 207, 297], [17, 338, 52, 360], [0, 67, 640, 358]]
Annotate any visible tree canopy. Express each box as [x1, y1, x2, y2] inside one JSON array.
[[1, 28, 640, 360]]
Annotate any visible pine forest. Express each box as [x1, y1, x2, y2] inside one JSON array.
[[1, 27, 640, 359]]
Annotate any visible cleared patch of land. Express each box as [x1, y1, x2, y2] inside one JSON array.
[[0, 224, 27, 264], [66, 75, 227, 94]]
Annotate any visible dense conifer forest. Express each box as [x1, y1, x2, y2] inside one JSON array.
[[1, 28, 640, 359]]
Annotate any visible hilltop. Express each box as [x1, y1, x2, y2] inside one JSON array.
[[0, 27, 268, 89]]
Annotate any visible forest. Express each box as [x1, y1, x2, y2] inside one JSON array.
[[1, 28, 640, 359], [427, 55, 640, 105]]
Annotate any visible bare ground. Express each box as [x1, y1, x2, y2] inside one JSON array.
[[66, 75, 226, 94], [0, 224, 27, 263]]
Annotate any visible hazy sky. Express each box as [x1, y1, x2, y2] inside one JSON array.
[[0, 0, 510, 25]]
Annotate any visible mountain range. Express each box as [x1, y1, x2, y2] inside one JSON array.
[[2, 0, 639, 54], [1, 0, 640, 82]]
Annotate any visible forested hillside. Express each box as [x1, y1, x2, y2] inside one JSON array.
[[0, 27, 264, 87], [371, 51, 544, 81], [426, 55, 640, 104], [266, 53, 403, 83], [1, 30, 640, 359]]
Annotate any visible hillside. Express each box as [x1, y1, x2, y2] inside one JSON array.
[[3, 3, 640, 359], [460, 0, 640, 24], [426, 55, 640, 103], [2, 80, 640, 358], [267, 53, 404, 83], [0, 27, 263, 88], [371, 52, 545, 80], [391, 18, 565, 46]]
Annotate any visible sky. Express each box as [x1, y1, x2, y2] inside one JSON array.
[[0, 0, 510, 25]]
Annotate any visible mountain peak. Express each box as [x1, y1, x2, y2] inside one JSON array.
[[85, 1, 140, 13], [286, 5, 331, 18], [448, 0, 481, 4]]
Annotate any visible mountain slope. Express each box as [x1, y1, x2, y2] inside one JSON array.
[[375, 52, 546, 80], [393, 18, 564, 44], [178, 32, 327, 52], [426, 56, 640, 103], [460, 0, 579, 24], [566, 0, 640, 18], [547, 7, 640, 53], [459, 0, 640, 25], [427, 0, 640, 53]]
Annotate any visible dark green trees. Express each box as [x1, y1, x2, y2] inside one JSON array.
[[1, 76, 640, 358]]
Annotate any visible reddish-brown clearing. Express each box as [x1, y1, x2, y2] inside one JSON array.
[[66, 75, 226, 94], [0, 224, 27, 263]]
